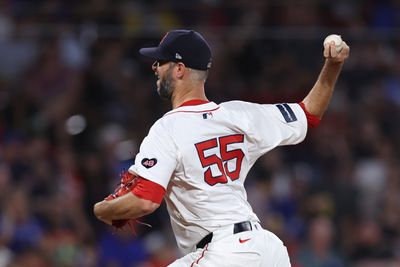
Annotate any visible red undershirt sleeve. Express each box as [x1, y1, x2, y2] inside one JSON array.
[[131, 177, 166, 204], [298, 102, 321, 128]]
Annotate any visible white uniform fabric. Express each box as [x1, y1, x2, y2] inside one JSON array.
[[129, 101, 307, 257], [169, 222, 291, 267]]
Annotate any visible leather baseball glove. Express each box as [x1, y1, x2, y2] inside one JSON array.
[[104, 171, 152, 233], [105, 171, 138, 230]]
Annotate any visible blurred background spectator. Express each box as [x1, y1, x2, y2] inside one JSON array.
[[296, 216, 345, 267], [0, 0, 400, 266]]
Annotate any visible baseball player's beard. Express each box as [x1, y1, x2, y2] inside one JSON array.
[[157, 67, 175, 100], [157, 68, 175, 100]]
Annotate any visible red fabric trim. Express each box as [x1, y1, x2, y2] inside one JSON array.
[[190, 244, 209, 267], [164, 106, 220, 117], [131, 177, 165, 204], [178, 99, 210, 107], [298, 102, 321, 128]]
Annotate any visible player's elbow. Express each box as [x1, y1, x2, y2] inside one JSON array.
[[93, 201, 111, 222], [93, 201, 103, 217]]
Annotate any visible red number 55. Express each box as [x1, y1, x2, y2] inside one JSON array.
[[195, 134, 244, 186]]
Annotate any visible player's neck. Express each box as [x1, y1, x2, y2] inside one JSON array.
[[171, 85, 208, 109]]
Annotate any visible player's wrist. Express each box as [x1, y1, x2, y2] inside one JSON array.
[[325, 58, 345, 66]]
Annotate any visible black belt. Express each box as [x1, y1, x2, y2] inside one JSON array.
[[196, 221, 253, 249]]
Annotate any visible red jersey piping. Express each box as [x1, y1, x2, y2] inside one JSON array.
[[178, 99, 210, 107], [165, 106, 220, 116]]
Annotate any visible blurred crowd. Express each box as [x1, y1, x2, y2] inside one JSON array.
[[1, 0, 400, 266]]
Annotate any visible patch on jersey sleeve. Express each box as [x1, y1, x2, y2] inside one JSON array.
[[141, 158, 158, 168], [276, 103, 297, 123]]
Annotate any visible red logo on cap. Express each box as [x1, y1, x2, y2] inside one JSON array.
[[159, 32, 169, 44]]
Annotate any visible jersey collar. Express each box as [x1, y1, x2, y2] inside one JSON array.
[[178, 99, 210, 107], [165, 101, 219, 116]]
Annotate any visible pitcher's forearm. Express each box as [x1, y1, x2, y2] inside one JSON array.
[[302, 38, 349, 119], [94, 193, 159, 223], [302, 60, 344, 118]]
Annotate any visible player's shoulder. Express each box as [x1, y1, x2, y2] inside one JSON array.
[[148, 107, 191, 133], [221, 101, 304, 121], [220, 100, 252, 106], [220, 100, 274, 111], [145, 116, 174, 139], [221, 100, 300, 110], [220, 100, 255, 109], [150, 116, 173, 131]]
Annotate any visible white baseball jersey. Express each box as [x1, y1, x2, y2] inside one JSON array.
[[129, 100, 307, 253]]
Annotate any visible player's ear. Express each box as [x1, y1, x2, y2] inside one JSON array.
[[174, 62, 186, 79]]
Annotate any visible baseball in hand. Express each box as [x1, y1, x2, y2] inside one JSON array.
[[323, 34, 343, 53]]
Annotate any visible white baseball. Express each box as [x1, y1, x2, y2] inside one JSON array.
[[323, 34, 343, 53]]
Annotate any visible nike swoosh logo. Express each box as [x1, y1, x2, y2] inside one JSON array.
[[239, 238, 251, 243]]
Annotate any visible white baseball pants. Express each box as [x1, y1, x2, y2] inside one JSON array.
[[168, 222, 291, 267]]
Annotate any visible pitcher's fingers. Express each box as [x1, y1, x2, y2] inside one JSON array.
[[330, 41, 338, 57], [340, 41, 350, 58], [323, 43, 331, 58]]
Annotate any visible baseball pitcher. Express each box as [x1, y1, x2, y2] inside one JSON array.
[[94, 29, 350, 266]]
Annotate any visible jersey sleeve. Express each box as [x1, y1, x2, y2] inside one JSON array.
[[244, 102, 307, 155], [128, 120, 178, 190], [131, 177, 166, 204], [298, 102, 321, 128]]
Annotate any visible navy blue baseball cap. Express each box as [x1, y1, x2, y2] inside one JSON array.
[[139, 30, 212, 70]]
